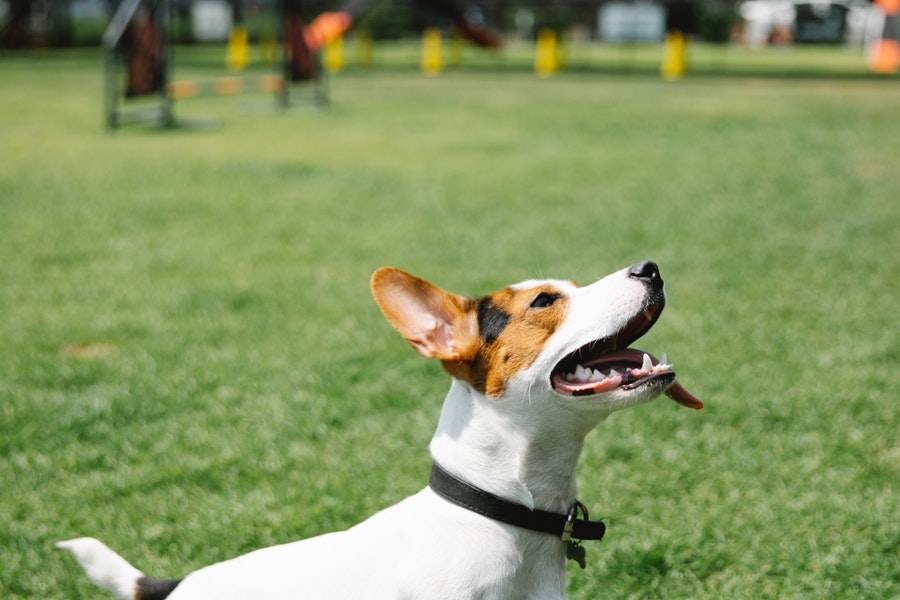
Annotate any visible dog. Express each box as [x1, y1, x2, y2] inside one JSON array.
[[58, 260, 702, 600]]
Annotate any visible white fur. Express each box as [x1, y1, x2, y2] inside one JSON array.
[[56, 538, 143, 599], [59, 264, 675, 600]]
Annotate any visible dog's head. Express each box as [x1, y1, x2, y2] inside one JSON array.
[[371, 262, 701, 416]]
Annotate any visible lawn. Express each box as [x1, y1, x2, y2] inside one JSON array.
[[1, 47, 898, 599]]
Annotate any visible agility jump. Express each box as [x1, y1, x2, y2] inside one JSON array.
[[102, 0, 346, 128], [103, 0, 502, 129]]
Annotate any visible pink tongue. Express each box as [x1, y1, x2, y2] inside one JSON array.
[[553, 374, 624, 395], [666, 381, 704, 410], [555, 348, 703, 410]]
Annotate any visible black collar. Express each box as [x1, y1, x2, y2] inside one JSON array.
[[428, 462, 606, 543]]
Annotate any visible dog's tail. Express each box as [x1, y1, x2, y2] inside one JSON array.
[[57, 538, 180, 600]]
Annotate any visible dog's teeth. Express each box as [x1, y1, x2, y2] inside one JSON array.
[[647, 350, 674, 374], [608, 368, 620, 378], [643, 309, 653, 322], [641, 353, 653, 372], [592, 369, 604, 381]]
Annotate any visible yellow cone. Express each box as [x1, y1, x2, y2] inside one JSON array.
[[534, 28, 559, 77], [324, 33, 345, 73], [661, 31, 686, 81], [421, 28, 443, 75], [226, 26, 249, 71]]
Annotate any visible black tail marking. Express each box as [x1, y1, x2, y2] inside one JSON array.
[[136, 577, 181, 600]]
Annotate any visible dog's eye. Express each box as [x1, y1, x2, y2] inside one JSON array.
[[530, 292, 561, 309]]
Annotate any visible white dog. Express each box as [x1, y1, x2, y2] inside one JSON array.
[[59, 260, 702, 599]]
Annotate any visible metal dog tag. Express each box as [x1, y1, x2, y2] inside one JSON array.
[[566, 541, 587, 569]]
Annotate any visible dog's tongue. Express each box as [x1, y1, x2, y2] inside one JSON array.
[[558, 348, 703, 410], [666, 381, 703, 410]]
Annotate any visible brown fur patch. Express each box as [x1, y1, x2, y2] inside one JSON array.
[[456, 284, 569, 398]]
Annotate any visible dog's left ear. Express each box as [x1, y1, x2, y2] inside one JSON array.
[[371, 267, 477, 363]]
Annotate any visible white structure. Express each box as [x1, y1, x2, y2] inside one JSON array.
[[598, 3, 667, 43], [738, 0, 881, 46], [191, 0, 233, 43]]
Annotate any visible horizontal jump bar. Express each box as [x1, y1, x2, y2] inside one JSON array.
[[168, 74, 285, 100]]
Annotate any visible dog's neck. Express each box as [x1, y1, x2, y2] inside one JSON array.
[[429, 380, 602, 514]]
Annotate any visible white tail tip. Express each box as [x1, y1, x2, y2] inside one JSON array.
[[57, 537, 143, 600]]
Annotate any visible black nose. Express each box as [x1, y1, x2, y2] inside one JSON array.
[[627, 260, 662, 284]]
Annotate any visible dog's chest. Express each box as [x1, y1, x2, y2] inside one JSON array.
[[384, 490, 570, 599]]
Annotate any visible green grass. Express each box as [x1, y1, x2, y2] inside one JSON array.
[[1, 47, 898, 599]]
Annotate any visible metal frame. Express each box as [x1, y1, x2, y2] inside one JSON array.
[[103, 0, 172, 128], [103, 0, 327, 129]]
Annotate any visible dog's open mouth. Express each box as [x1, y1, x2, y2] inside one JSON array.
[[550, 304, 703, 410]]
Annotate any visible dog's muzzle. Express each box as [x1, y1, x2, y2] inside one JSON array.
[[549, 268, 703, 410]]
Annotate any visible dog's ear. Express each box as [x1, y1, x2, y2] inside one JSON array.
[[371, 268, 477, 362]]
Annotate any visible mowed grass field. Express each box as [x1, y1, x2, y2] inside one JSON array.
[[1, 48, 898, 598]]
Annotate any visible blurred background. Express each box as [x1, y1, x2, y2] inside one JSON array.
[[1, 0, 897, 75]]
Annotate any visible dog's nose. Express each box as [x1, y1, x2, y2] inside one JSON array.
[[627, 260, 662, 284]]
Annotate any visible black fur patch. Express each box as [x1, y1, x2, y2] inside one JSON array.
[[136, 577, 181, 600], [477, 298, 511, 344]]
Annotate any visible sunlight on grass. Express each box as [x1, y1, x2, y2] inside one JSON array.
[[0, 49, 897, 599]]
